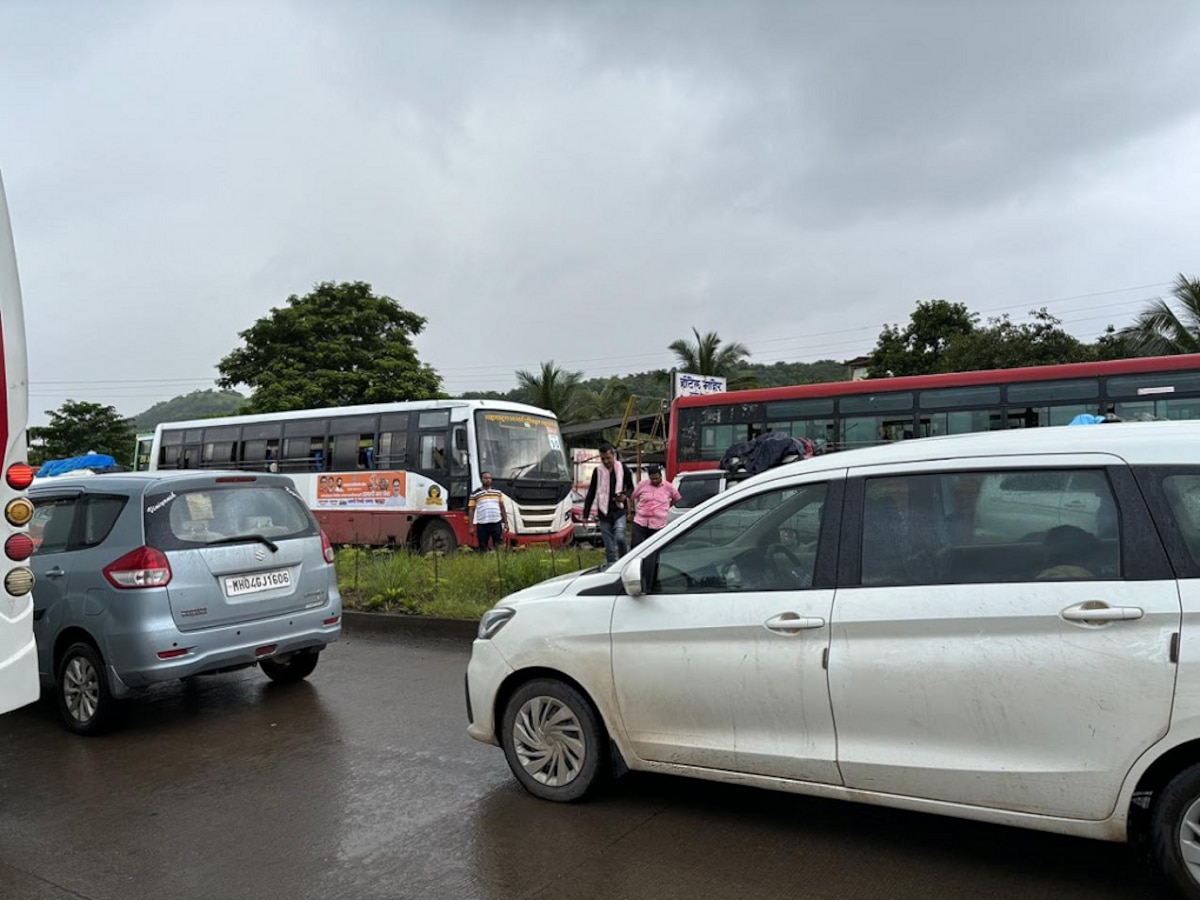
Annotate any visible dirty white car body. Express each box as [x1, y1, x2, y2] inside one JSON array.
[[467, 422, 1200, 898]]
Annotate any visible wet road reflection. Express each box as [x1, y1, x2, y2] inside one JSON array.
[[0, 632, 1161, 899]]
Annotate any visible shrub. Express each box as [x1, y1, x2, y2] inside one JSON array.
[[336, 543, 607, 620]]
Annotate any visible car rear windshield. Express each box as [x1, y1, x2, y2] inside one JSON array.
[[143, 485, 317, 551]]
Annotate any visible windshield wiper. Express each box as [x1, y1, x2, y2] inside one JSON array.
[[206, 534, 279, 553], [509, 462, 537, 477]]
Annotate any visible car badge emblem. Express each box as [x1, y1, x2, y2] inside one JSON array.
[[255, 548, 266, 561]]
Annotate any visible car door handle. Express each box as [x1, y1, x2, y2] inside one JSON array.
[[43, 567, 66, 579], [1061, 603, 1143, 623], [764, 613, 826, 634]]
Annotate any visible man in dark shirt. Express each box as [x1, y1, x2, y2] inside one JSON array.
[[582, 443, 635, 564]]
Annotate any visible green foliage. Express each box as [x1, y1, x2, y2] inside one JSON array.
[[868, 300, 978, 377], [668, 328, 758, 389], [941, 309, 1093, 371], [514, 361, 585, 423], [28, 400, 134, 466], [336, 544, 607, 619], [1119, 274, 1200, 357], [217, 281, 443, 413], [131, 389, 246, 430]]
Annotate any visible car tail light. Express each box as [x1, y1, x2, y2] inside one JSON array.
[[6, 462, 35, 490], [321, 530, 335, 564], [5, 533, 34, 561], [104, 546, 172, 588]]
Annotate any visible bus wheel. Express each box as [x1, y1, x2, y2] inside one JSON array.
[[419, 520, 457, 554]]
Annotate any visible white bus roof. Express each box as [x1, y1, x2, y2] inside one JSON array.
[[151, 398, 558, 433]]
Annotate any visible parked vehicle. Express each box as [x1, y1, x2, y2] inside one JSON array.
[[569, 489, 601, 545], [30, 471, 341, 734], [467, 421, 1200, 898], [667, 470, 730, 524]]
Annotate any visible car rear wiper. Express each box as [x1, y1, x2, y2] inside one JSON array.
[[206, 534, 279, 553]]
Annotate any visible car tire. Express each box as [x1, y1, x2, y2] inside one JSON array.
[[260, 649, 320, 684], [56, 641, 116, 736], [419, 519, 457, 554], [500, 678, 607, 802], [1149, 763, 1200, 898]]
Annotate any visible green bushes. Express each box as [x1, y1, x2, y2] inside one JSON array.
[[335, 544, 608, 620]]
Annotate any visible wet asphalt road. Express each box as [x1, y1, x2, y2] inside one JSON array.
[[0, 627, 1163, 900]]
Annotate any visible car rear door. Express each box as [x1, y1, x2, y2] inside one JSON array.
[[142, 478, 330, 632], [828, 454, 1180, 820]]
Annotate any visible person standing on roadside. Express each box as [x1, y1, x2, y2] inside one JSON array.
[[629, 464, 680, 548], [468, 471, 508, 551], [582, 443, 634, 564]]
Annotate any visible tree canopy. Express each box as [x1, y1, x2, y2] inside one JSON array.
[[668, 328, 757, 389], [217, 281, 442, 413], [29, 400, 134, 467], [870, 301, 1105, 376], [868, 300, 978, 377], [514, 361, 585, 423], [1119, 273, 1200, 356]]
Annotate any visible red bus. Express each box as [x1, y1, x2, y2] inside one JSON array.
[[668, 354, 1200, 479], [0, 172, 38, 715]]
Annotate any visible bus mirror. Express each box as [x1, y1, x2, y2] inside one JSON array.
[[621, 557, 645, 597], [454, 429, 467, 451]]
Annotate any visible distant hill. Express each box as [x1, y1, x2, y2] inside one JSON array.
[[131, 389, 246, 431]]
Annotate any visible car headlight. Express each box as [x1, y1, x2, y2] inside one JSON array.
[[478, 607, 515, 640]]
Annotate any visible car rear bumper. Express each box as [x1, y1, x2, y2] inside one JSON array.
[[101, 601, 342, 693]]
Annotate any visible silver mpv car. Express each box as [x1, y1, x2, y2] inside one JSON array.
[[30, 471, 342, 734]]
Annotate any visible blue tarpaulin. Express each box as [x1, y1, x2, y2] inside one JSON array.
[[36, 453, 119, 477], [1068, 414, 1106, 426]]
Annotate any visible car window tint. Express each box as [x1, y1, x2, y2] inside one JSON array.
[[676, 477, 721, 508], [144, 486, 316, 550], [1161, 474, 1200, 567], [860, 469, 1121, 586], [80, 495, 127, 548], [653, 483, 827, 594], [30, 497, 79, 555]]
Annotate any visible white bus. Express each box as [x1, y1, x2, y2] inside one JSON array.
[[0, 172, 39, 715], [149, 399, 574, 552]]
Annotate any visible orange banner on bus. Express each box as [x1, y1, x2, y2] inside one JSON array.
[[316, 471, 407, 508]]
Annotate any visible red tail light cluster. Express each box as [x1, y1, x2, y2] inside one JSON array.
[[104, 546, 172, 589], [5, 463, 35, 490], [321, 530, 335, 564]]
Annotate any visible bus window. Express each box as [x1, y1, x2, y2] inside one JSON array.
[[420, 433, 448, 470]]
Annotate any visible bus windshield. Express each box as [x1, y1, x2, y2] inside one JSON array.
[[475, 411, 569, 481]]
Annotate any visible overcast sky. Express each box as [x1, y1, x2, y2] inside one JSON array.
[[4, 0, 1199, 426]]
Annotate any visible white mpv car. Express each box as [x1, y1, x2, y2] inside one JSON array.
[[467, 421, 1200, 897]]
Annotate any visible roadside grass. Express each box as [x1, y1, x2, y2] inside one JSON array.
[[335, 544, 609, 620]]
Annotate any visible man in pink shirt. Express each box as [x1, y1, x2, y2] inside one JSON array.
[[629, 464, 682, 548]]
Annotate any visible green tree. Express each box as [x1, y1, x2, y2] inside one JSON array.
[[941, 309, 1093, 371], [515, 361, 585, 423], [668, 328, 757, 389], [868, 300, 978, 378], [1118, 273, 1200, 356], [29, 400, 134, 466], [576, 378, 632, 422], [217, 281, 442, 413]]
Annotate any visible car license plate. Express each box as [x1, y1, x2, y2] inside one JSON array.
[[224, 569, 292, 597]]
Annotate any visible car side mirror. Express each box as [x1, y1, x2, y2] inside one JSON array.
[[621, 557, 646, 597]]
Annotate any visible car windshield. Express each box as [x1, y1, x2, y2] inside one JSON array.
[[474, 411, 569, 480]]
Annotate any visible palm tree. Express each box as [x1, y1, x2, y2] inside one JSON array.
[[1119, 274, 1200, 356], [576, 379, 632, 422], [514, 361, 584, 424], [668, 327, 758, 389]]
